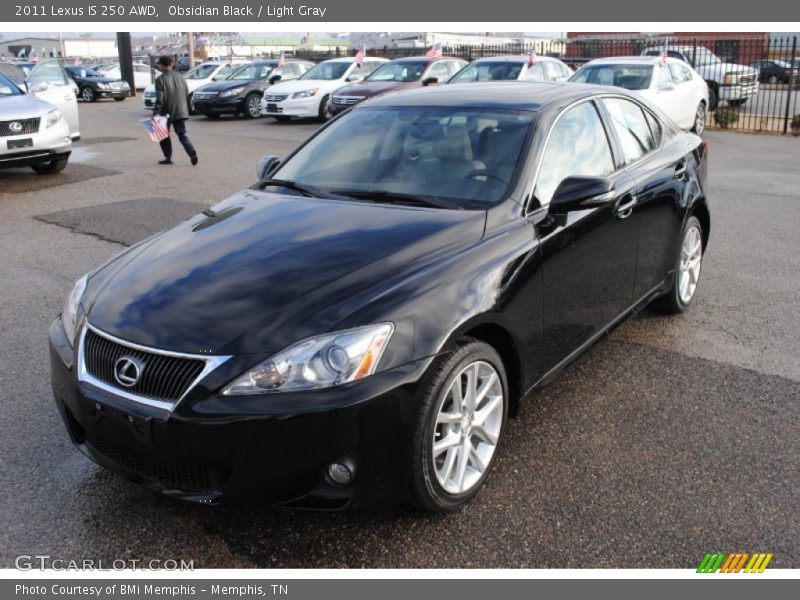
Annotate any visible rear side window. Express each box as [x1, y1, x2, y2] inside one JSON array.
[[643, 109, 663, 146], [534, 101, 615, 207], [601, 97, 656, 165]]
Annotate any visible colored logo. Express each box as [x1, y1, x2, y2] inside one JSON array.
[[697, 552, 774, 573]]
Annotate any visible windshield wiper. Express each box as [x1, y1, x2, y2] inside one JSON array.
[[259, 179, 350, 200], [332, 190, 462, 210]]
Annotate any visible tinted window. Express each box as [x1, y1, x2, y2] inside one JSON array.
[[602, 97, 656, 165], [273, 106, 534, 207], [570, 64, 653, 90], [369, 61, 428, 82], [643, 109, 662, 146], [300, 61, 351, 80], [449, 61, 524, 83], [534, 101, 615, 208], [229, 63, 274, 80]]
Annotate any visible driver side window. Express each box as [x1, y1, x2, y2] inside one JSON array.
[[534, 101, 615, 208]]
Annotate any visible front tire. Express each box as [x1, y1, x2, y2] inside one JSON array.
[[767, 74, 779, 84], [706, 82, 718, 111], [692, 101, 706, 135], [81, 86, 96, 102], [243, 93, 262, 119], [410, 339, 508, 512], [317, 95, 330, 121], [727, 98, 747, 107], [31, 157, 68, 174], [651, 215, 703, 314]]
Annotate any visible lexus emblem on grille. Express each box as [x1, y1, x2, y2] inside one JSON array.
[[9, 121, 23, 132], [114, 356, 143, 388]]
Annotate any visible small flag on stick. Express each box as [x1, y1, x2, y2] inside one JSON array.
[[140, 116, 170, 142]]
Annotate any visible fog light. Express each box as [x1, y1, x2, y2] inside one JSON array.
[[327, 462, 354, 486]]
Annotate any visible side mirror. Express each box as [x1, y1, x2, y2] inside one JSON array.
[[549, 176, 615, 214], [346, 74, 364, 82], [256, 155, 281, 182], [658, 80, 676, 92], [421, 76, 439, 86], [212, 75, 223, 81], [268, 74, 282, 84]]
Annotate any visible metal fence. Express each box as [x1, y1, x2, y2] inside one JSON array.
[[270, 35, 800, 135]]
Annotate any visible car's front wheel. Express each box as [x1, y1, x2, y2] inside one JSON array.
[[410, 339, 508, 512], [767, 74, 779, 84], [243, 93, 262, 119], [651, 215, 704, 314], [692, 101, 706, 135], [81, 86, 96, 102], [317, 95, 330, 121], [31, 157, 68, 174], [114, 97, 125, 102]]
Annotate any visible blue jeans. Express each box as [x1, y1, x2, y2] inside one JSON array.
[[159, 118, 195, 159]]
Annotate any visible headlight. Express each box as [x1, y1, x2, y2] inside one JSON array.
[[96, 82, 108, 89], [723, 73, 741, 85], [61, 275, 87, 345], [45, 108, 61, 128], [220, 86, 245, 97], [222, 323, 394, 395], [292, 88, 319, 99]]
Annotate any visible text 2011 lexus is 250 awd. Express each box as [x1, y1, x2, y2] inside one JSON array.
[[49, 82, 709, 511]]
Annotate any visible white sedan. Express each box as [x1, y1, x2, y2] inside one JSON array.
[[263, 57, 388, 121], [98, 62, 154, 90], [570, 56, 709, 134]]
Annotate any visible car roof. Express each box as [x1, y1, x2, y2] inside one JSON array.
[[583, 56, 670, 66], [469, 55, 562, 64], [320, 57, 389, 64], [364, 81, 613, 111], [386, 56, 465, 63]]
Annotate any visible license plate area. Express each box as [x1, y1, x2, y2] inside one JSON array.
[[7, 138, 33, 149], [266, 103, 278, 112]]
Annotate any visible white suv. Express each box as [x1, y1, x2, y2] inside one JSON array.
[[642, 45, 758, 109]]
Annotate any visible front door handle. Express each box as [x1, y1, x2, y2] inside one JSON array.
[[615, 194, 637, 219]]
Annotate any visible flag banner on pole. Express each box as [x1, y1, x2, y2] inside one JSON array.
[[277, 53, 286, 68], [425, 42, 442, 59], [659, 40, 669, 67], [355, 45, 365, 66], [140, 116, 170, 142], [527, 48, 537, 66]]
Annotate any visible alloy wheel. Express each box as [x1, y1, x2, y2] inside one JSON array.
[[432, 360, 504, 495], [694, 102, 706, 135], [81, 87, 95, 102], [247, 95, 261, 118], [678, 224, 702, 304]]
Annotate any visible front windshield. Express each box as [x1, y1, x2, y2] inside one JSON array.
[[449, 61, 523, 83], [227, 63, 274, 80], [774, 60, 792, 69], [68, 67, 101, 78], [367, 61, 427, 83], [570, 64, 653, 90], [185, 64, 218, 79], [272, 106, 534, 207], [299, 61, 351, 81], [0, 73, 23, 96]]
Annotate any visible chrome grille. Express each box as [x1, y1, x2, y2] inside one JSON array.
[[83, 328, 206, 403], [332, 95, 365, 106], [0, 117, 40, 137], [264, 93, 288, 102], [193, 91, 218, 100], [143, 90, 156, 98], [109, 81, 127, 90], [740, 73, 756, 86]]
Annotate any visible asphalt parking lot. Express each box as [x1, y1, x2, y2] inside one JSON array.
[[0, 98, 798, 569]]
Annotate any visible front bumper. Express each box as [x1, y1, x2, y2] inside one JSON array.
[[94, 88, 129, 100], [192, 96, 244, 115], [49, 318, 431, 510], [718, 80, 759, 101], [262, 95, 319, 118], [0, 120, 72, 169]]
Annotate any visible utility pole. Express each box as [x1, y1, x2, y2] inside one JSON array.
[[116, 32, 135, 97], [188, 32, 195, 68]]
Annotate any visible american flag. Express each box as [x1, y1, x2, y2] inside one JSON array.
[[426, 42, 442, 59], [527, 48, 537, 67], [659, 42, 669, 67], [140, 116, 170, 142], [354, 45, 365, 67], [73, 57, 80, 65], [229, 52, 235, 67], [277, 53, 286, 68]]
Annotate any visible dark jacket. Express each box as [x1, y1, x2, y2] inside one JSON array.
[[153, 69, 190, 120]]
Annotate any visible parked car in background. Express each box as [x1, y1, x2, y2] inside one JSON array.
[[641, 45, 758, 109], [0, 62, 28, 91], [570, 57, 709, 134], [192, 59, 315, 119], [263, 57, 388, 121], [325, 56, 467, 117], [24, 60, 80, 141], [143, 60, 250, 111], [65, 65, 130, 102], [0, 72, 72, 174], [49, 82, 709, 511], [749, 59, 797, 84], [447, 55, 573, 84], [98, 62, 153, 90]]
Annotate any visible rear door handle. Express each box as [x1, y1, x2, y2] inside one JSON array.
[[615, 194, 637, 219], [674, 162, 687, 180]]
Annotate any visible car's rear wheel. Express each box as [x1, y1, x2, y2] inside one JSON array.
[[31, 157, 68, 174], [410, 339, 508, 512], [114, 97, 125, 102], [767, 74, 779, 84], [651, 215, 703, 314], [244, 93, 262, 119], [706, 82, 718, 111], [692, 101, 706, 135], [317, 95, 330, 121], [81, 86, 96, 102], [727, 98, 747, 107]]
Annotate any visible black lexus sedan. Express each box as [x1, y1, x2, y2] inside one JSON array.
[[49, 82, 709, 512], [192, 59, 315, 119], [64, 66, 130, 102]]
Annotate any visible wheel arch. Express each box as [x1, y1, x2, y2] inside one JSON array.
[[690, 199, 711, 250]]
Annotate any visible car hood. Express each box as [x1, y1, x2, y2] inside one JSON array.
[[196, 79, 257, 92], [270, 78, 345, 94], [0, 93, 56, 118], [333, 81, 418, 97], [84, 190, 485, 355], [85, 75, 126, 84]]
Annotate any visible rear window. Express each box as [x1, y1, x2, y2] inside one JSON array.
[[449, 61, 524, 83], [570, 64, 653, 90]]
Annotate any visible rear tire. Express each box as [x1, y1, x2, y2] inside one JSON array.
[[317, 95, 330, 121], [767, 74, 779, 84], [114, 97, 125, 102], [706, 82, 718, 111], [409, 339, 508, 512], [650, 216, 703, 314], [727, 98, 747, 107], [31, 157, 68, 174], [692, 101, 706, 135]]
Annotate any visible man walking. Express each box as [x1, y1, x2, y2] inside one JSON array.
[[153, 55, 198, 165]]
